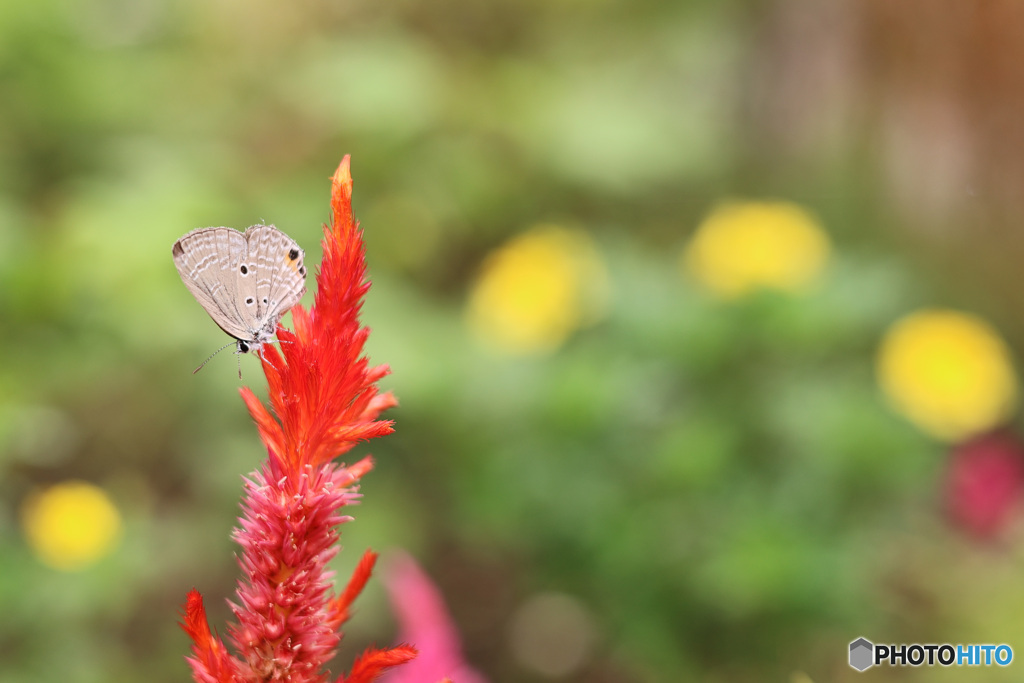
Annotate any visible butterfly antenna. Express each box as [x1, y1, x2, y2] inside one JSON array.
[[193, 340, 237, 375]]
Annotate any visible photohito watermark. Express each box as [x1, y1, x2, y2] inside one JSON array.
[[849, 637, 1013, 671]]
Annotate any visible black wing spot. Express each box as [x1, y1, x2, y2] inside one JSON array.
[[240, 264, 249, 275], [245, 297, 254, 305], [263, 298, 269, 305], [288, 248, 299, 260], [299, 266, 306, 276]]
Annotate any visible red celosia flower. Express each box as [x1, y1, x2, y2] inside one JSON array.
[[946, 431, 1024, 540], [180, 157, 415, 683]]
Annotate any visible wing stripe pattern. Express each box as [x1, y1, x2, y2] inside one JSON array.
[[245, 225, 306, 328], [173, 224, 306, 351], [173, 227, 249, 339]]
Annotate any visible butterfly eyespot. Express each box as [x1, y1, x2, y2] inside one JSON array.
[[245, 297, 254, 305], [240, 265, 249, 275], [288, 249, 299, 260], [263, 298, 269, 305], [299, 266, 306, 276]]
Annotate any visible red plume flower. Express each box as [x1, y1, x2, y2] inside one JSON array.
[[180, 157, 415, 683]]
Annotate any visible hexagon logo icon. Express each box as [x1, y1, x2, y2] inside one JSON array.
[[849, 637, 874, 671]]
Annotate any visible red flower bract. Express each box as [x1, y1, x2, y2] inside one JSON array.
[[242, 158, 398, 471], [180, 157, 414, 683]]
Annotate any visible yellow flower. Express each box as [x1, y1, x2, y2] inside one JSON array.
[[877, 310, 1018, 441], [466, 225, 607, 355], [682, 201, 830, 298], [22, 481, 122, 571]]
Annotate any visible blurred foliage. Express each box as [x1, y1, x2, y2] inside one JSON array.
[[4, 0, 1024, 682]]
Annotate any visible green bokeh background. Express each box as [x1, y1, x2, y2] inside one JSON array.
[[4, 1, 1024, 681]]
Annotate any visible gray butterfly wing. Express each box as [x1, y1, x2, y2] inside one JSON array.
[[172, 227, 252, 339], [241, 225, 306, 327]]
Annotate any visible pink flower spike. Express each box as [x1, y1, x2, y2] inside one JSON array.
[[379, 553, 487, 683]]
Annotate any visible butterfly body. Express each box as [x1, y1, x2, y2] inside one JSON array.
[[172, 224, 307, 358]]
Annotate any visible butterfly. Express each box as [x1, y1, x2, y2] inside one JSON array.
[[172, 224, 306, 375]]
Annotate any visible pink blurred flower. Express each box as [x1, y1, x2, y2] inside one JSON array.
[[380, 553, 487, 683], [946, 431, 1024, 539]]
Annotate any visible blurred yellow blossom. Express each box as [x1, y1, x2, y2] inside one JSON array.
[[22, 481, 122, 571], [466, 225, 607, 355], [682, 201, 830, 298], [877, 309, 1018, 441]]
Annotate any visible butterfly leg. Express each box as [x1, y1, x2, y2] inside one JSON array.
[[256, 346, 280, 373]]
